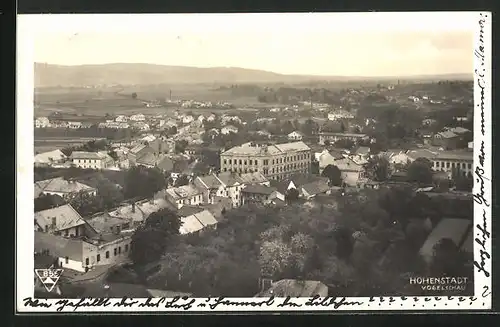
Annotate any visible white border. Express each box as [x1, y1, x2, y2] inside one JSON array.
[[16, 12, 492, 312]]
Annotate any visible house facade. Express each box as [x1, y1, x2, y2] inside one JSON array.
[[165, 185, 204, 209], [220, 141, 311, 181], [318, 132, 368, 145], [71, 151, 113, 169], [287, 131, 304, 141], [34, 204, 87, 238]]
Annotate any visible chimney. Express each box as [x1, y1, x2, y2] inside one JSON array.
[[51, 217, 56, 228]]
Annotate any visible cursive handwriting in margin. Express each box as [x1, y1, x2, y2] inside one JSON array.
[[22, 295, 483, 311], [473, 12, 491, 281]]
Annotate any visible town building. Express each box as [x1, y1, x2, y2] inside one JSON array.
[[419, 218, 472, 264], [34, 228, 132, 273], [34, 117, 51, 128], [129, 114, 146, 121], [241, 185, 278, 206], [327, 110, 354, 121], [220, 141, 311, 181], [71, 151, 114, 169], [407, 149, 473, 178], [287, 131, 304, 141], [221, 125, 239, 135], [34, 149, 67, 167], [432, 151, 473, 178], [318, 132, 368, 145], [165, 185, 204, 209], [334, 157, 365, 186], [34, 177, 97, 199], [34, 204, 87, 237]]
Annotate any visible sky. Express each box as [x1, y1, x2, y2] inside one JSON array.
[[21, 12, 478, 77]]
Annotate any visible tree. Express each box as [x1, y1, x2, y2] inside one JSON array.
[[430, 238, 471, 277], [334, 226, 355, 261], [285, 188, 300, 204], [175, 175, 190, 187], [124, 166, 166, 199], [334, 139, 355, 149], [452, 167, 473, 192], [407, 158, 434, 185], [175, 140, 189, 154], [378, 186, 415, 231], [61, 147, 73, 157], [108, 150, 119, 161], [323, 140, 331, 146], [364, 156, 392, 182], [321, 164, 342, 186], [259, 239, 293, 279], [131, 92, 138, 99], [69, 191, 104, 217], [130, 208, 182, 266]]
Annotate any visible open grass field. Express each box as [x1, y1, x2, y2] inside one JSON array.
[[34, 85, 269, 118]]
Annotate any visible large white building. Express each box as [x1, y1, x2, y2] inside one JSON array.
[[71, 151, 114, 169], [220, 141, 311, 181]]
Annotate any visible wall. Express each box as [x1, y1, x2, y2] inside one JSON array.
[[341, 171, 361, 186], [57, 256, 86, 272], [73, 158, 103, 169], [82, 236, 132, 268]]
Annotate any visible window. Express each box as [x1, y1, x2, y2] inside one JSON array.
[[118, 247, 122, 254], [244, 160, 247, 165], [65, 257, 69, 264], [223, 159, 227, 165], [97, 254, 101, 262], [239, 159, 242, 165], [255, 160, 258, 165], [106, 251, 110, 258], [85, 258, 89, 266], [272, 160, 275, 165], [64, 229, 69, 237], [263, 159, 269, 165], [468, 163, 472, 169], [446, 162, 450, 168], [125, 244, 129, 252], [114, 248, 118, 256]]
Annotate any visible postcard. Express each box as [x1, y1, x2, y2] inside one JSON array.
[[16, 12, 492, 312]]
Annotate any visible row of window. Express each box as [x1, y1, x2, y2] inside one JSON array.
[[76, 159, 99, 163], [222, 153, 310, 166], [432, 160, 472, 170], [81, 243, 131, 267]]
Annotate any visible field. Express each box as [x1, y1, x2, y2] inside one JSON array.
[[34, 84, 269, 118]]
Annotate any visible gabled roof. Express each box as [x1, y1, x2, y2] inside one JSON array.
[[71, 151, 102, 160], [35, 231, 84, 261], [238, 172, 269, 185], [179, 215, 205, 234], [215, 172, 243, 187], [406, 149, 438, 161], [136, 152, 157, 166], [354, 146, 370, 155], [301, 180, 330, 196], [129, 144, 148, 155], [177, 205, 205, 218], [419, 218, 471, 262], [449, 127, 471, 134], [165, 185, 202, 200], [35, 204, 86, 232], [193, 210, 218, 227], [196, 175, 223, 189], [86, 213, 129, 234], [34, 177, 96, 196], [437, 131, 458, 139], [242, 184, 276, 195], [34, 149, 66, 164], [333, 158, 363, 172]]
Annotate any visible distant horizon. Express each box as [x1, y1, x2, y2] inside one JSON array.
[[24, 12, 476, 77], [34, 62, 473, 80]]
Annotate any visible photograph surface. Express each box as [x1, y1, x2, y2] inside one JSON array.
[[16, 12, 492, 312]]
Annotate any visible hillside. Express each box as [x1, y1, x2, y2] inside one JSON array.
[[34, 63, 472, 88]]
